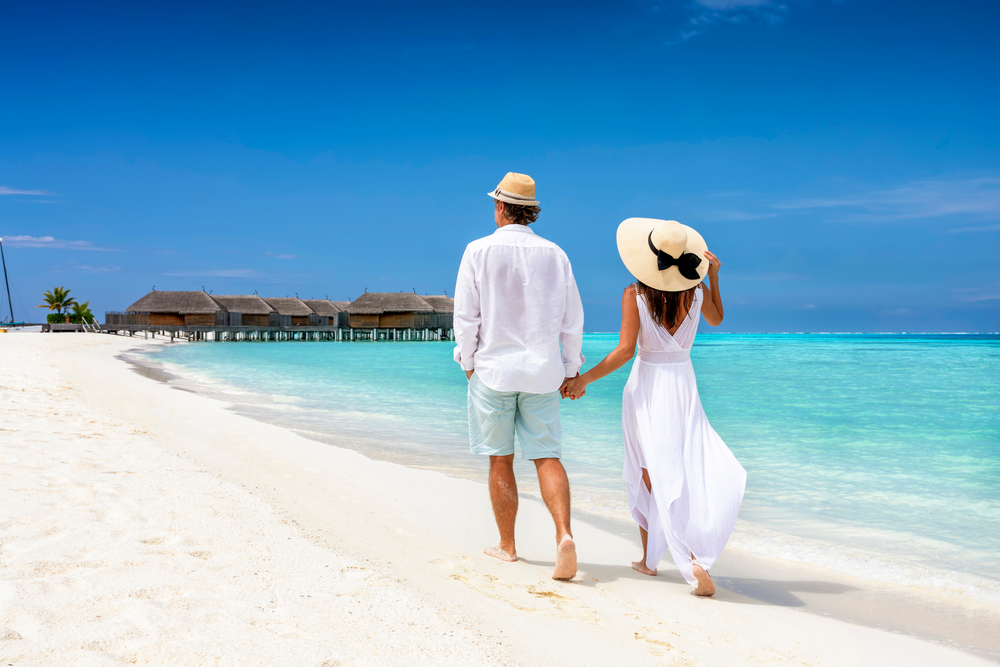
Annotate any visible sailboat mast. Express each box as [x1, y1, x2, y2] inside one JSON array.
[[0, 238, 13, 325]]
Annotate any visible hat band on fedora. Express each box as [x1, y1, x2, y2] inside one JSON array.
[[648, 231, 703, 280], [493, 188, 537, 203]]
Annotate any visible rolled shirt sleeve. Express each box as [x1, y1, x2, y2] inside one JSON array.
[[559, 259, 585, 378], [452, 247, 481, 372]]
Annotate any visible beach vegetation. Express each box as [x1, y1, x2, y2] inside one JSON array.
[[71, 300, 95, 324], [47, 302, 95, 324], [37, 287, 80, 323]]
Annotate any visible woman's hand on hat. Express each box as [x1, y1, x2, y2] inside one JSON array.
[[705, 250, 721, 277]]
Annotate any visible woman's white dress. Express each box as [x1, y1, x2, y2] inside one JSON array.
[[622, 287, 746, 585]]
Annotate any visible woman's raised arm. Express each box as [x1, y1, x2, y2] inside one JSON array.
[[562, 285, 641, 399], [700, 250, 724, 327]]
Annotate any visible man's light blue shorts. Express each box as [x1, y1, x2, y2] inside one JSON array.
[[467, 373, 562, 460]]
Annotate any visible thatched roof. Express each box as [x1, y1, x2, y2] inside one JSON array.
[[330, 301, 350, 311], [211, 295, 274, 315], [126, 290, 222, 314], [422, 295, 454, 313], [301, 299, 342, 317], [344, 292, 434, 315], [261, 297, 315, 317]]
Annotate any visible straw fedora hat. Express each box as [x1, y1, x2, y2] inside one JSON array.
[[488, 172, 540, 207], [617, 218, 709, 292]]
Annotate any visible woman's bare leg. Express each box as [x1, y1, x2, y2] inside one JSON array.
[[632, 468, 657, 576]]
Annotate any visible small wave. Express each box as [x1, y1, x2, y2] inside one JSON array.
[[729, 520, 1000, 608]]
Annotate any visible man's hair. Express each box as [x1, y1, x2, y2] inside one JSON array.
[[500, 201, 541, 225]]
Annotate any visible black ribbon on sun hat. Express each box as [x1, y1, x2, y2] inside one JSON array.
[[648, 231, 703, 279]]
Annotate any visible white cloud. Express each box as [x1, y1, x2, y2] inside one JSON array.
[[730, 272, 805, 282], [695, 0, 774, 9], [74, 264, 122, 274], [949, 223, 1000, 234], [266, 252, 298, 260], [668, 0, 787, 42], [0, 186, 58, 196], [702, 209, 779, 221], [163, 269, 262, 278], [774, 177, 1000, 223], [953, 282, 1000, 303], [1, 235, 112, 250]]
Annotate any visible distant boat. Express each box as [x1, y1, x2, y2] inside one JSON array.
[[0, 237, 16, 325]]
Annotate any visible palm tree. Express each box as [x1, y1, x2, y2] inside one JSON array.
[[71, 300, 94, 324], [37, 287, 78, 323]]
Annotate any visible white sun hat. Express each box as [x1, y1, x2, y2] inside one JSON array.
[[617, 218, 709, 292], [487, 172, 540, 207]]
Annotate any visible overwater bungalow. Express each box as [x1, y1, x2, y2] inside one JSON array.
[[301, 299, 342, 327], [421, 295, 454, 330], [261, 297, 316, 327], [124, 290, 225, 327], [343, 292, 434, 329], [211, 295, 275, 327]]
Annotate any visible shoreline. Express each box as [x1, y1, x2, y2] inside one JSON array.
[[2, 333, 999, 665], [131, 341, 1000, 610]]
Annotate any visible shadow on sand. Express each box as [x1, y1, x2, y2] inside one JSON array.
[[520, 560, 857, 607], [711, 576, 857, 607]]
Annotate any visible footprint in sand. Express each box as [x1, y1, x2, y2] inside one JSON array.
[[341, 566, 369, 581]]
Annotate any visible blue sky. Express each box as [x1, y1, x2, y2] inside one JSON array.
[[1, 0, 998, 332]]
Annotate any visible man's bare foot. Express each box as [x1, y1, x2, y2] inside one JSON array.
[[631, 560, 657, 576], [552, 536, 577, 580], [693, 563, 715, 596], [484, 545, 517, 562]]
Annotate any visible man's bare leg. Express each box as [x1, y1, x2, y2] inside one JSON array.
[[486, 454, 518, 561], [534, 457, 576, 580], [632, 468, 656, 576]]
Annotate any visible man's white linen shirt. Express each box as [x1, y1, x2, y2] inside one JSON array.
[[453, 224, 585, 394]]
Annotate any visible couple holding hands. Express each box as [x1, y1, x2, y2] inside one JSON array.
[[453, 173, 746, 595]]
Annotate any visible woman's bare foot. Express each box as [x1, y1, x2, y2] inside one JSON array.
[[484, 545, 517, 562], [692, 563, 715, 596], [631, 560, 657, 576], [552, 536, 577, 580]]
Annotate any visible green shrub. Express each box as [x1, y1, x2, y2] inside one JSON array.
[[45, 313, 96, 324]]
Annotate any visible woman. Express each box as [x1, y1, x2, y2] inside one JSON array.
[[563, 218, 746, 596]]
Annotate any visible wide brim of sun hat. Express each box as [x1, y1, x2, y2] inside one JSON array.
[[617, 217, 709, 292], [487, 172, 540, 207]]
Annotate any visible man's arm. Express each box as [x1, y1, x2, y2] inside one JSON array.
[[453, 247, 482, 377], [559, 259, 585, 380]]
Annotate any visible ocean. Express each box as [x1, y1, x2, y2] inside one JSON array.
[[143, 333, 1000, 605]]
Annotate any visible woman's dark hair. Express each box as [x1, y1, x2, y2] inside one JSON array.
[[501, 202, 541, 225], [635, 281, 697, 330]]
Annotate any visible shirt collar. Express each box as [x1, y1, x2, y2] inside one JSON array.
[[494, 224, 536, 235]]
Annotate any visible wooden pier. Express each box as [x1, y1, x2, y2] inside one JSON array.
[[98, 324, 454, 343], [97, 290, 456, 343]]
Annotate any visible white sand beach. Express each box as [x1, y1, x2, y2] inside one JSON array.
[[2, 332, 998, 666]]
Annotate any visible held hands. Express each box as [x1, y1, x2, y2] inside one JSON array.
[[561, 374, 588, 400]]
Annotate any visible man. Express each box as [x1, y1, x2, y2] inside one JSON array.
[[453, 172, 585, 581]]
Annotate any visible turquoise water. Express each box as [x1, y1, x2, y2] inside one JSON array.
[[147, 334, 1000, 602]]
